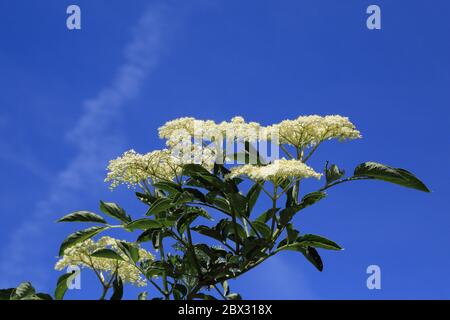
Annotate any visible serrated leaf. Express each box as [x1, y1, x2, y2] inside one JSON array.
[[298, 234, 342, 250], [125, 218, 162, 231], [117, 241, 140, 263], [58, 211, 107, 224], [59, 226, 108, 256], [146, 198, 173, 216], [298, 191, 327, 210], [176, 208, 212, 234], [100, 201, 131, 223], [153, 181, 182, 195], [11, 282, 35, 300], [250, 221, 271, 238], [354, 162, 430, 192], [191, 225, 224, 242], [135, 192, 157, 205], [326, 163, 345, 184]]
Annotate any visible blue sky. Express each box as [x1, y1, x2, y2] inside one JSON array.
[[0, 0, 449, 299]]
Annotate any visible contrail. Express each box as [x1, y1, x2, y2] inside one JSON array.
[[0, 4, 172, 289]]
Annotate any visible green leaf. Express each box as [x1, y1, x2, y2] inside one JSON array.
[[11, 282, 35, 300], [222, 221, 247, 244], [326, 163, 345, 185], [35, 293, 53, 300], [279, 192, 327, 225], [276, 244, 324, 271], [183, 188, 207, 202], [298, 191, 327, 210], [137, 228, 160, 245], [117, 241, 140, 263], [354, 162, 430, 192], [285, 186, 296, 208], [0, 288, 14, 300], [286, 224, 299, 243], [91, 248, 125, 261], [226, 192, 248, 217], [279, 206, 300, 226], [191, 225, 224, 242], [184, 163, 238, 194], [183, 163, 215, 176], [136, 192, 157, 205], [125, 218, 162, 231], [54, 273, 73, 300], [241, 237, 268, 260], [246, 183, 262, 215], [298, 234, 342, 250], [172, 284, 188, 300], [59, 226, 108, 256], [153, 181, 182, 195], [255, 208, 279, 223], [58, 211, 107, 224], [303, 247, 323, 271], [176, 207, 212, 234], [146, 198, 173, 216], [250, 221, 271, 238], [207, 196, 231, 214], [110, 276, 123, 300], [99, 201, 131, 223]]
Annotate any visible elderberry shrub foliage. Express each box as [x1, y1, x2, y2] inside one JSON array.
[[0, 115, 430, 300]]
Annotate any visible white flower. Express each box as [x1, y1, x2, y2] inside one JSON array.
[[105, 149, 181, 189], [226, 158, 322, 182], [275, 115, 361, 147], [55, 236, 154, 287], [158, 116, 270, 146]]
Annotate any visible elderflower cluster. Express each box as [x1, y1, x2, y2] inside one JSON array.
[[158, 116, 272, 147], [274, 115, 361, 147], [226, 158, 322, 183], [55, 236, 153, 287], [217, 116, 264, 142], [105, 149, 181, 189], [106, 114, 360, 188]]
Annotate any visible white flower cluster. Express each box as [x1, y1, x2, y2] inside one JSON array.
[[105, 149, 181, 189], [55, 236, 153, 287], [158, 116, 272, 146], [226, 158, 322, 183], [106, 114, 360, 187], [273, 115, 361, 147]]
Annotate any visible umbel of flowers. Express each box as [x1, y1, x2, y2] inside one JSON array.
[[0, 115, 429, 300]]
